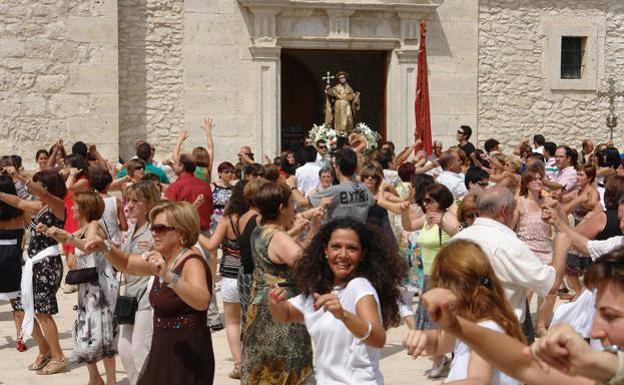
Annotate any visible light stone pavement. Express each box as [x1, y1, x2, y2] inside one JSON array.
[[0, 285, 435, 385]]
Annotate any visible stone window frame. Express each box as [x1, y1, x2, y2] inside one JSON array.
[[543, 16, 605, 91]]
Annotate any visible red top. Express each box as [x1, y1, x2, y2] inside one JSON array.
[[165, 172, 213, 231]]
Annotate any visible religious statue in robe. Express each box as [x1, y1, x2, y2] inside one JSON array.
[[324, 71, 360, 135]]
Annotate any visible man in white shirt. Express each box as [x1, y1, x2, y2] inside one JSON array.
[[453, 187, 559, 321], [315, 139, 330, 168], [295, 145, 321, 196], [436, 151, 467, 199]]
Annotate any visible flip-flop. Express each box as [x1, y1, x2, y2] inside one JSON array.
[[36, 357, 68, 375], [27, 355, 51, 371]]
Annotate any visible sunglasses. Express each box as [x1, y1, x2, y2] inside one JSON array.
[[465, 212, 478, 220], [362, 175, 378, 180], [318, 146, 327, 150], [457, 130, 465, 135], [150, 224, 177, 234], [135, 166, 145, 171], [477, 181, 489, 187], [423, 197, 435, 204], [222, 170, 235, 174]]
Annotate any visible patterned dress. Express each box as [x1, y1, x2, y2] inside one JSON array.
[[516, 198, 552, 265], [241, 226, 314, 385], [209, 184, 232, 234], [71, 230, 119, 363], [12, 207, 64, 314]]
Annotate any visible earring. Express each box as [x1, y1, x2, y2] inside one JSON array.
[[324, 254, 329, 260]]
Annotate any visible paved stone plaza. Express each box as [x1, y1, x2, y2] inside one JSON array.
[[0, 286, 433, 385]]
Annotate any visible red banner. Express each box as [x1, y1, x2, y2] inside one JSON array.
[[415, 21, 432, 155]]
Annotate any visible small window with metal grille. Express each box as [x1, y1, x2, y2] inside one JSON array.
[[560, 36, 586, 79]]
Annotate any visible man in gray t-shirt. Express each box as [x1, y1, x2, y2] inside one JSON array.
[[308, 148, 374, 222]]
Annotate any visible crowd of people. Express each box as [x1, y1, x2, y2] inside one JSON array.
[[0, 119, 624, 385]]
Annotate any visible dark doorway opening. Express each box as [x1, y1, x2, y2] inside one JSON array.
[[280, 49, 388, 151]]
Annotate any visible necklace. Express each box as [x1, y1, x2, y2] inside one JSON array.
[[168, 247, 189, 272]]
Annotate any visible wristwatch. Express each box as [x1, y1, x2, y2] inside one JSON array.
[[604, 345, 624, 385]]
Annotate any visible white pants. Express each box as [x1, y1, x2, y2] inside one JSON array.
[[118, 309, 153, 385]]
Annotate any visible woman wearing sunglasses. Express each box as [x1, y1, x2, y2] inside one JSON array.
[[513, 169, 554, 337], [117, 181, 159, 385], [86, 200, 214, 385], [383, 182, 460, 378]]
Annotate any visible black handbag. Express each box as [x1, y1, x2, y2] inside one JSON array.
[[65, 267, 98, 285], [114, 273, 139, 325]]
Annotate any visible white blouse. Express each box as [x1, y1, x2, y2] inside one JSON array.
[[289, 277, 384, 385]]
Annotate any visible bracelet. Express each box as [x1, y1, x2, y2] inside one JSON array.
[[358, 322, 373, 341]]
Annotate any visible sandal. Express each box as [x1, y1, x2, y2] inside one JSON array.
[[228, 363, 241, 379], [37, 357, 68, 375], [27, 355, 51, 371]]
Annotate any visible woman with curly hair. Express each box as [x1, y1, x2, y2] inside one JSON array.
[[268, 217, 407, 384], [403, 239, 524, 385]]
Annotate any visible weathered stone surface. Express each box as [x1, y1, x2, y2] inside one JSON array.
[[0, 0, 119, 165], [478, 0, 624, 150]]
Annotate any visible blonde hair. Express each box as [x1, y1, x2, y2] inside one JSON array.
[[123, 180, 160, 212], [431, 239, 526, 343], [148, 201, 200, 247], [73, 191, 105, 222]]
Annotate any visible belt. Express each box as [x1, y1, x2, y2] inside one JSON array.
[[153, 313, 206, 329]]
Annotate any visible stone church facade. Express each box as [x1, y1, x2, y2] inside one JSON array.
[[1, 0, 622, 167]]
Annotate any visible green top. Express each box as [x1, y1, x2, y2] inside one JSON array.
[[194, 166, 210, 183], [417, 219, 451, 275], [117, 161, 170, 184]]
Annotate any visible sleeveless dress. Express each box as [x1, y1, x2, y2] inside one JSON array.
[[415, 217, 450, 330], [516, 198, 552, 264], [72, 228, 119, 363], [137, 255, 215, 385], [12, 207, 65, 314], [0, 228, 24, 300], [209, 184, 232, 234], [241, 225, 315, 385]]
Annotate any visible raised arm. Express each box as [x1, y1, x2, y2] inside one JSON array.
[[268, 231, 304, 267], [202, 117, 215, 173], [88, 143, 109, 170], [172, 130, 189, 163]]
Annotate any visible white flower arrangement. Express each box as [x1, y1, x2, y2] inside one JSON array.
[[307, 122, 381, 155], [353, 122, 381, 155], [307, 123, 338, 145]]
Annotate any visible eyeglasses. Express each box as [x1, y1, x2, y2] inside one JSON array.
[[150, 224, 177, 234]]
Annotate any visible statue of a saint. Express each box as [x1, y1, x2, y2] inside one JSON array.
[[324, 71, 360, 135]]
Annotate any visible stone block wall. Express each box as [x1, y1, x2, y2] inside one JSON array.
[[118, 0, 184, 161], [478, 0, 624, 152], [0, 0, 119, 166]]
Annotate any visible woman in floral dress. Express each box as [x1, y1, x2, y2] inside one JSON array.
[[0, 168, 68, 375], [241, 182, 320, 385], [39, 191, 118, 385]]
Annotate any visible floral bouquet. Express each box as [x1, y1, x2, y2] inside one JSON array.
[[352, 122, 381, 155], [307, 123, 338, 146]]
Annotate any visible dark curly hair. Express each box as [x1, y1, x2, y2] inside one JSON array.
[[293, 218, 407, 329]]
